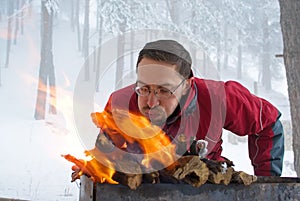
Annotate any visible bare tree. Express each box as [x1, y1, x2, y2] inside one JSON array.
[[34, 0, 57, 120], [0, 65, 1, 86], [75, 0, 81, 50], [0, 1, 3, 22], [279, 0, 300, 176], [223, 23, 229, 70], [82, 0, 90, 58], [20, 0, 25, 35], [237, 29, 242, 79], [115, 22, 125, 89], [95, 0, 103, 92], [261, 12, 271, 90], [70, 0, 75, 32], [5, 0, 14, 68], [13, 0, 20, 45], [82, 0, 90, 81]]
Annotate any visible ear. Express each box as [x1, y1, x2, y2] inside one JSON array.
[[182, 78, 192, 95]]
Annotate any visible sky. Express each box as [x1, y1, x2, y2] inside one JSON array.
[[0, 1, 296, 200]]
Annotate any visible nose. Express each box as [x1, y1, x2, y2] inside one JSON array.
[[147, 90, 159, 108]]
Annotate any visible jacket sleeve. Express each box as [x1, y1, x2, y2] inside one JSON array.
[[248, 117, 284, 176], [223, 81, 284, 176]]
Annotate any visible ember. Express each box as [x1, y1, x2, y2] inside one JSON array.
[[63, 109, 257, 190]]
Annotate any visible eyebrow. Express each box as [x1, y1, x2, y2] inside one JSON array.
[[136, 80, 173, 87]]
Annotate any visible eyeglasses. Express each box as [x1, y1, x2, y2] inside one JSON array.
[[134, 79, 186, 99]]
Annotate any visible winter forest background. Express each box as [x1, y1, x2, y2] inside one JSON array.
[[0, 0, 299, 200]]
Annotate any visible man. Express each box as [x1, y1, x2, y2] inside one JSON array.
[[94, 39, 284, 176]]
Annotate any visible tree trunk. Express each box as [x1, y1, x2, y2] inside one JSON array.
[[130, 30, 135, 78], [96, 0, 101, 30], [217, 21, 221, 73], [82, 0, 89, 57], [0, 54, 2, 86], [5, 0, 14, 68], [237, 29, 242, 79], [13, 0, 20, 45], [20, 0, 25, 35], [261, 12, 271, 90], [115, 23, 125, 90], [0, 1, 2, 22], [34, 0, 56, 120], [223, 23, 228, 70], [82, 0, 90, 81], [202, 52, 207, 76], [165, 0, 182, 25], [76, 0, 81, 51], [70, 0, 75, 32], [95, 3, 103, 92], [48, 10, 56, 115], [279, 0, 300, 177]]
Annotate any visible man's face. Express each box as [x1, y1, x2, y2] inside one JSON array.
[[136, 57, 188, 126]]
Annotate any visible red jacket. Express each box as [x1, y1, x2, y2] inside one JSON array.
[[102, 77, 284, 176]]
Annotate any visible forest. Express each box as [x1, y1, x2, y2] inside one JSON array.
[[0, 0, 299, 189]]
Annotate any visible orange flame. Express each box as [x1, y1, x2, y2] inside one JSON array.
[[91, 109, 177, 168], [64, 109, 178, 184], [63, 150, 118, 184]]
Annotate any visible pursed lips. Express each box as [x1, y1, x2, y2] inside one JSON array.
[[144, 108, 162, 118]]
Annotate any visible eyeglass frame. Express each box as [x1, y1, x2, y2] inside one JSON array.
[[134, 79, 186, 99]]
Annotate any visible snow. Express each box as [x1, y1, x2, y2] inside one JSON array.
[[0, 2, 84, 200], [0, 1, 297, 201]]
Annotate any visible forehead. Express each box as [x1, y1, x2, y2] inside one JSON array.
[[137, 58, 183, 85]]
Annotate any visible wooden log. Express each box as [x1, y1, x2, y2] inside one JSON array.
[[231, 171, 257, 186], [142, 171, 160, 184], [112, 155, 143, 190], [201, 158, 234, 174], [158, 169, 181, 184], [200, 158, 234, 185], [163, 156, 209, 187], [112, 172, 142, 190], [207, 167, 234, 185]]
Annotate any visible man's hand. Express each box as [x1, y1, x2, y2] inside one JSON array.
[[71, 164, 91, 182], [62, 154, 93, 182]]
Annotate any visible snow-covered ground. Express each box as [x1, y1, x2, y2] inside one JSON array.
[[0, 2, 296, 201]]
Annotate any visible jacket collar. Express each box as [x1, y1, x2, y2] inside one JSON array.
[[166, 79, 198, 125]]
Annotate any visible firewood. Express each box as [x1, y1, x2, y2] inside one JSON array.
[[208, 166, 234, 185], [198, 158, 235, 185], [201, 158, 234, 173], [231, 171, 257, 186], [158, 169, 181, 184], [111, 155, 143, 190], [163, 156, 209, 187], [112, 172, 142, 190], [143, 171, 160, 184]]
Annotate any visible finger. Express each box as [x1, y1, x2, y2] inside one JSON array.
[[72, 165, 80, 171]]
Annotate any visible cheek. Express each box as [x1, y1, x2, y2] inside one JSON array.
[[137, 97, 147, 109], [161, 99, 179, 116]]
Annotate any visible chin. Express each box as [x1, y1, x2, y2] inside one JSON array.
[[150, 117, 167, 126]]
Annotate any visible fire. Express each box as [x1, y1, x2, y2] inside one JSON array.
[[64, 109, 178, 184], [92, 109, 178, 168], [63, 151, 118, 184]]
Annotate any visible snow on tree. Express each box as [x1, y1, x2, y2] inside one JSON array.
[[43, 0, 60, 14]]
